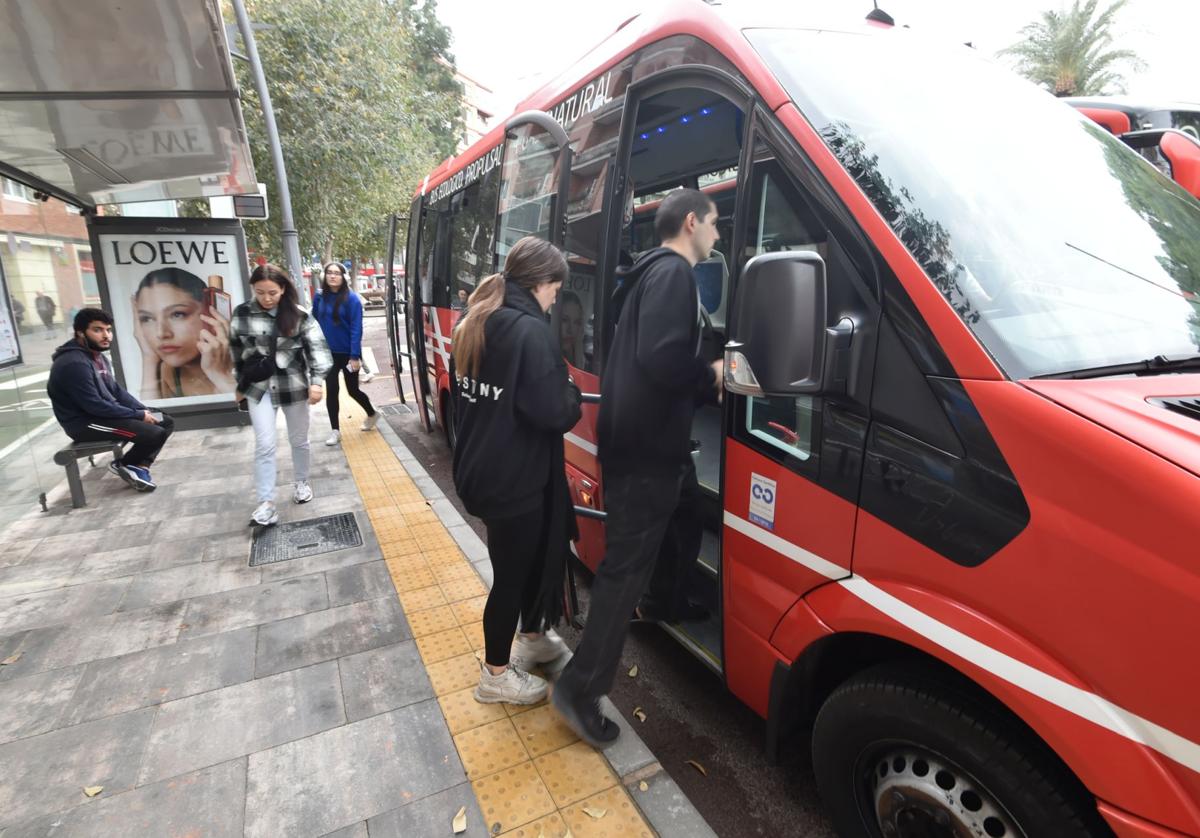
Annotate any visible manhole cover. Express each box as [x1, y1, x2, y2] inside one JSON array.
[[249, 513, 363, 566]]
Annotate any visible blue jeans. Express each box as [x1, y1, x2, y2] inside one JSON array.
[[248, 392, 311, 502], [555, 466, 684, 706]]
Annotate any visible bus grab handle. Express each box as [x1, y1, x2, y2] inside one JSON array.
[[574, 505, 607, 521], [579, 392, 601, 404]]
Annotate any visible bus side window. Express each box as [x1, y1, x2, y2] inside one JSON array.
[[418, 206, 437, 304], [449, 172, 500, 309]]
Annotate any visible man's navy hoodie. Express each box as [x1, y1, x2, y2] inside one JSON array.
[[598, 247, 716, 476], [47, 340, 146, 435]]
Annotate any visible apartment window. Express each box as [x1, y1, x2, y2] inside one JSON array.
[[2, 178, 35, 202]]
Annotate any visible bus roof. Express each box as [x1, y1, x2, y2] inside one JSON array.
[[413, 0, 884, 200]]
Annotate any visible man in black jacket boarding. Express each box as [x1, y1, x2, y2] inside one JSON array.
[[47, 307, 173, 492], [554, 189, 723, 746]]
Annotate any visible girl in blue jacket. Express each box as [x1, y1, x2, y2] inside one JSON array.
[[313, 262, 378, 445]]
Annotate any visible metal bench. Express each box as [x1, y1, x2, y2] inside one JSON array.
[[53, 441, 126, 508]]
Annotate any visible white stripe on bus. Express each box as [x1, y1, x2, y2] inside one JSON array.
[[722, 510, 1200, 776], [565, 432, 598, 456]]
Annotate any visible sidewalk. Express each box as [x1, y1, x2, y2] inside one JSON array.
[[0, 401, 715, 837]]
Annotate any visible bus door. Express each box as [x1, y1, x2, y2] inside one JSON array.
[[403, 195, 432, 431], [495, 111, 572, 257], [603, 68, 753, 671], [721, 113, 878, 713]]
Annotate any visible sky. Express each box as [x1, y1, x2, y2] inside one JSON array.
[[435, 0, 1200, 118]]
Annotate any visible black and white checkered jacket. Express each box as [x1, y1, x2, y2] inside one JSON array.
[[229, 299, 333, 405]]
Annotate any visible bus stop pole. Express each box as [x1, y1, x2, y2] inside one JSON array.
[[230, 0, 307, 298]]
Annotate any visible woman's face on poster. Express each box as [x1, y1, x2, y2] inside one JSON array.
[[560, 298, 584, 345], [136, 284, 203, 368]]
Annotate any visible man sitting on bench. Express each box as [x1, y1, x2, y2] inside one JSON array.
[[47, 307, 174, 492]]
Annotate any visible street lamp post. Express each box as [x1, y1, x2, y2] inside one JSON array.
[[229, 0, 308, 298]]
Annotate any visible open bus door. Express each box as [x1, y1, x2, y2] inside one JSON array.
[[495, 111, 573, 257], [403, 196, 432, 432]]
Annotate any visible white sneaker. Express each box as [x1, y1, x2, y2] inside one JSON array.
[[325, 430, 341, 446], [360, 372, 375, 383], [361, 414, 379, 431], [250, 501, 278, 526], [510, 629, 573, 676], [474, 662, 548, 705], [293, 481, 313, 504]]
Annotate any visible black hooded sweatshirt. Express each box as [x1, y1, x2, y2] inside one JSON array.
[[47, 340, 146, 436], [598, 247, 716, 476], [451, 280, 582, 520]]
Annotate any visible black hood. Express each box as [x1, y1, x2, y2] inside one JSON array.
[[502, 278, 547, 321], [611, 247, 690, 324], [52, 339, 93, 361]]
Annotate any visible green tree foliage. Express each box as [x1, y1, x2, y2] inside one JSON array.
[[228, 0, 462, 266], [999, 0, 1145, 97]]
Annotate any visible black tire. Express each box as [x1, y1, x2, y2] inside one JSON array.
[[811, 664, 1110, 838]]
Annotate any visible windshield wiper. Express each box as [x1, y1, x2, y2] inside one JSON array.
[[1037, 355, 1200, 380]]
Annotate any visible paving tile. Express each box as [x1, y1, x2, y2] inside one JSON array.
[[504, 695, 546, 718], [560, 785, 653, 838], [390, 563, 437, 591], [534, 741, 617, 808], [0, 555, 82, 598], [138, 661, 345, 784], [498, 812, 570, 838], [365, 783, 490, 838], [179, 574, 328, 640], [454, 717, 529, 780], [0, 665, 84, 744], [0, 707, 156, 830], [243, 700, 464, 838], [5, 758, 246, 838], [512, 704, 580, 757], [62, 627, 257, 726], [450, 594, 488, 625], [154, 511, 246, 543], [415, 626, 472, 663], [338, 640, 433, 722], [397, 583, 447, 613], [438, 686, 508, 735], [255, 596, 409, 678], [440, 575, 488, 603], [427, 651, 481, 696], [118, 556, 262, 611], [470, 761, 556, 835], [0, 578, 131, 634], [320, 821, 368, 838], [10, 601, 187, 675], [461, 620, 486, 652], [598, 697, 656, 777], [408, 604, 459, 637], [434, 562, 478, 585], [325, 560, 396, 607]]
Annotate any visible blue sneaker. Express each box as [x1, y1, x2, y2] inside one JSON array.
[[122, 464, 156, 492]]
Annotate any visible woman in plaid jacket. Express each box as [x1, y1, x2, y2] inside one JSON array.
[[230, 264, 333, 526]]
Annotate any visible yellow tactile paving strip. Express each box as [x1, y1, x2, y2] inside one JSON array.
[[339, 405, 656, 837]]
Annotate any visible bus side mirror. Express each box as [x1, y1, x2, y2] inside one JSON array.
[[1120, 129, 1200, 200], [725, 252, 828, 397]]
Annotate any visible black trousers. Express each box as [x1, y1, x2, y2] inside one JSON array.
[[482, 503, 547, 667], [68, 414, 175, 467], [555, 466, 685, 706], [640, 458, 703, 620], [325, 353, 375, 430]]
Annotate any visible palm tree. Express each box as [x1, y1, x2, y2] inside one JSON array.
[[1000, 0, 1146, 97]]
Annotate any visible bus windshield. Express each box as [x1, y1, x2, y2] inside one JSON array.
[[747, 28, 1200, 380]]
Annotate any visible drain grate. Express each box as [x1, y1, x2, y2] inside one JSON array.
[[379, 403, 412, 416], [249, 512, 363, 566]]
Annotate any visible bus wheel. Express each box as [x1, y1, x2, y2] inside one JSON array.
[[442, 392, 457, 451], [811, 664, 1106, 838]]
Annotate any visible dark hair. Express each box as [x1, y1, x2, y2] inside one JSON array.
[[654, 188, 717, 241], [249, 263, 302, 336], [74, 307, 112, 334], [452, 236, 568, 378], [320, 262, 350, 325], [560, 290, 583, 311], [135, 267, 206, 303]]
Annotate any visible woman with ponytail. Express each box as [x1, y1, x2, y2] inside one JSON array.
[[451, 236, 582, 705]]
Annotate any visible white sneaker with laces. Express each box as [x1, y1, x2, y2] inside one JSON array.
[[510, 629, 573, 676], [473, 662, 548, 705], [325, 430, 341, 446], [361, 413, 379, 431], [293, 480, 313, 504], [360, 372, 375, 383], [250, 501, 278, 526]]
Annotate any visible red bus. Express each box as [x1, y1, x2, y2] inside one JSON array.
[[398, 3, 1200, 835]]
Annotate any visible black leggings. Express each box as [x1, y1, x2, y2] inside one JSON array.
[[482, 504, 547, 667], [325, 353, 375, 430]]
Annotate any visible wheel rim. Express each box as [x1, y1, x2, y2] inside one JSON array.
[[860, 745, 1027, 838]]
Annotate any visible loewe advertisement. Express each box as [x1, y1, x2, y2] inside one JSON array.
[[92, 218, 250, 410]]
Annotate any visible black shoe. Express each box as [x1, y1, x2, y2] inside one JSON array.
[[551, 684, 620, 749], [674, 600, 711, 622]]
